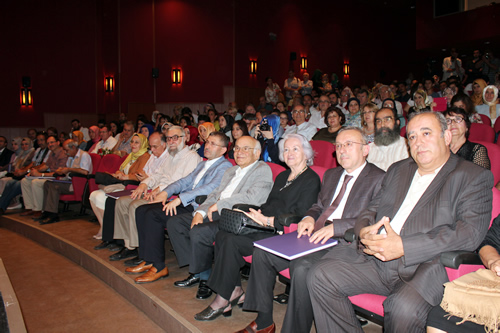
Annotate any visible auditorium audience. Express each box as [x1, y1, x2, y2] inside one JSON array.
[[91, 125, 117, 154], [227, 120, 250, 159], [254, 114, 283, 164], [344, 97, 362, 128], [475, 85, 500, 124], [308, 95, 330, 130], [361, 102, 378, 143], [284, 104, 317, 140], [450, 94, 482, 123]]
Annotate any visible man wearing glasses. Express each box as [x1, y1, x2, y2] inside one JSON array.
[[309, 95, 331, 130], [284, 104, 318, 140], [367, 107, 409, 171], [108, 127, 201, 262], [167, 136, 273, 300]]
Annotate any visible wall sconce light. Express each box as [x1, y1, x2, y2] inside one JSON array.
[[301, 57, 308, 70], [172, 68, 182, 84], [20, 76, 32, 106], [105, 76, 114, 92], [20, 88, 32, 106], [250, 60, 257, 74], [343, 62, 350, 76]]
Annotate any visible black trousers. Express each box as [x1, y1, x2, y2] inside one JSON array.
[[243, 248, 328, 333], [166, 212, 220, 273], [207, 230, 275, 300], [135, 202, 193, 265], [102, 197, 117, 242]]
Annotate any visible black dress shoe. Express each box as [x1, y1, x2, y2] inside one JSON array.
[[124, 257, 144, 267], [194, 303, 232, 321], [196, 280, 213, 299], [39, 216, 60, 225], [107, 243, 124, 252], [94, 241, 111, 250], [174, 274, 200, 288], [109, 248, 138, 261]]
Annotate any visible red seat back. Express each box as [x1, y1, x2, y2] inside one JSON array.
[[310, 140, 337, 169], [265, 162, 286, 181], [469, 123, 495, 143], [479, 114, 492, 127], [472, 141, 500, 184]]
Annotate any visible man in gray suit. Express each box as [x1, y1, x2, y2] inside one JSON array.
[[307, 111, 493, 332], [167, 136, 273, 299], [240, 127, 385, 333]]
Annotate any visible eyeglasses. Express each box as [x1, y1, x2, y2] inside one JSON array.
[[205, 140, 223, 147], [280, 117, 288, 120], [334, 141, 366, 150], [166, 135, 184, 142], [291, 110, 305, 115], [446, 117, 464, 125], [375, 116, 394, 125], [234, 146, 256, 152]]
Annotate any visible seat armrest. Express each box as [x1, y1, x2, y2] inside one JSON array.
[[122, 180, 140, 186], [440, 251, 481, 269], [69, 172, 88, 179], [276, 214, 302, 227], [232, 204, 260, 211], [195, 195, 207, 205], [88, 174, 96, 179], [344, 228, 356, 243]]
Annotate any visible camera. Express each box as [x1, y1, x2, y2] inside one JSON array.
[[260, 120, 270, 132]]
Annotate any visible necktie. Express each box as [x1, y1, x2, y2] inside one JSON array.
[[314, 175, 353, 231]]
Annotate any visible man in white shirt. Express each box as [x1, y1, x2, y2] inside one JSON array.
[[91, 125, 117, 154], [284, 104, 317, 140], [308, 111, 492, 332], [377, 85, 404, 116], [308, 95, 331, 130], [284, 70, 300, 101], [299, 72, 313, 96], [108, 127, 201, 262], [240, 127, 385, 333], [367, 107, 409, 171], [38, 140, 93, 224], [442, 48, 464, 81]]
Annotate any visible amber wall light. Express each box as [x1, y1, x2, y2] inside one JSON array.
[[105, 76, 114, 92], [301, 57, 307, 70], [250, 60, 257, 75], [172, 68, 182, 84]]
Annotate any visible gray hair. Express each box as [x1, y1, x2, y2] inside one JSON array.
[[407, 110, 447, 137], [66, 140, 79, 149], [337, 126, 369, 144], [278, 133, 314, 166]]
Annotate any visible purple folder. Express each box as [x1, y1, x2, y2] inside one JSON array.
[[104, 189, 134, 199], [253, 231, 338, 260]]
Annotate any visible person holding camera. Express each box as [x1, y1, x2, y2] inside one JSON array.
[[254, 114, 283, 165]]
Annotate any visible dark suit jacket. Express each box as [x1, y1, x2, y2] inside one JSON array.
[[306, 162, 385, 237], [353, 154, 493, 305], [0, 148, 14, 167]]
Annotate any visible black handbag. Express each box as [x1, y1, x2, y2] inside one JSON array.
[[219, 208, 275, 235], [95, 172, 122, 186]]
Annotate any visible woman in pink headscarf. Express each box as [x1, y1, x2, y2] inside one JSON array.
[[85, 126, 101, 152]]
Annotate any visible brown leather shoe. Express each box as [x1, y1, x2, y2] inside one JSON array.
[[20, 210, 34, 216], [235, 321, 275, 333], [134, 266, 168, 284], [32, 211, 42, 218], [125, 261, 152, 274]]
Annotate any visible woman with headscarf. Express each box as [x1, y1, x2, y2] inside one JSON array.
[[475, 85, 500, 125], [185, 125, 200, 147], [72, 130, 87, 150], [85, 126, 101, 152], [196, 122, 216, 158], [254, 114, 283, 164], [140, 124, 155, 138], [407, 90, 433, 116], [90, 133, 150, 239], [218, 114, 235, 139], [471, 78, 488, 106]]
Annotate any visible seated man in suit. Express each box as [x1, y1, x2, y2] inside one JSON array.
[[307, 111, 493, 332], [108, 126, 201, 261], [38, 139, 93, 224], [126, 132, 233, 282], [239, 127, 385, 333], [167, 136, 273, 299]]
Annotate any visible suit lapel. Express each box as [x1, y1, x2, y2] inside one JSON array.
[[233, 161, 260, 193], [391, 161, 419, 218], [323, 167, 343, 208]]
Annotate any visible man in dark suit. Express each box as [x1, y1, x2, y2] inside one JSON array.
[[307, 111, 493, 333], [125, 132, 233, 283], [0, 136, 14, 169], [239, 127, 385, 333], [167, 136, 273, 299]]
